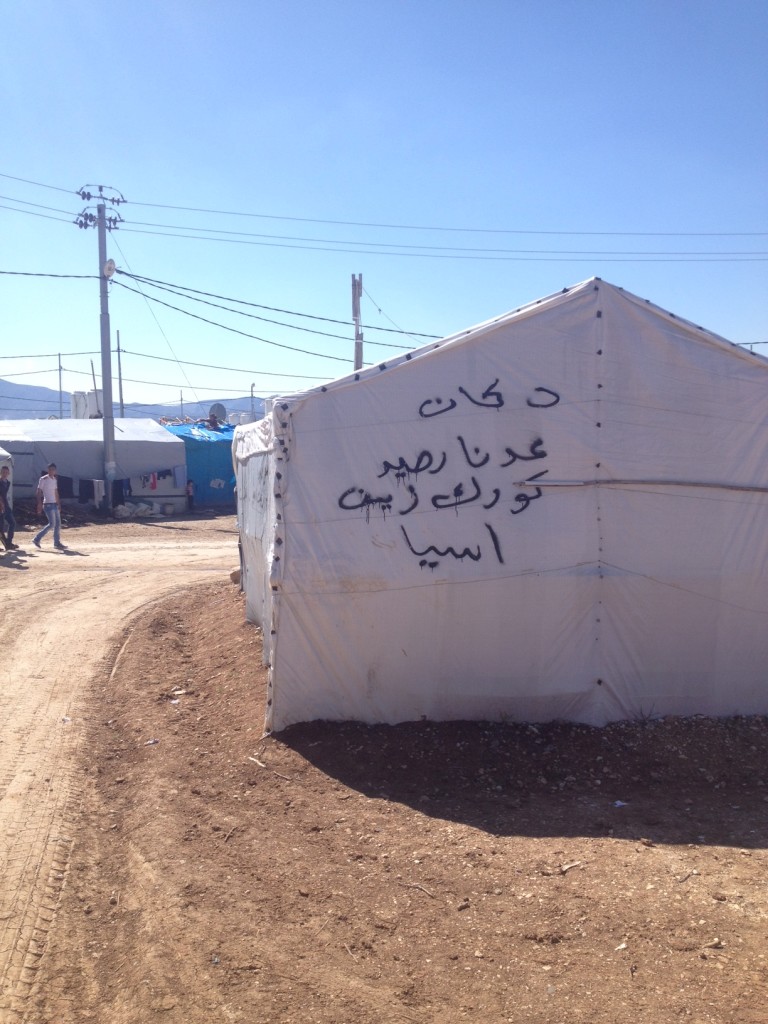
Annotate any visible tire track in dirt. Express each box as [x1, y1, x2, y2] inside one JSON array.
[[0, 531, 236, 1022]]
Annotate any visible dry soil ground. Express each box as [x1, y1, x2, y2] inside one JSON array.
[[1, 508, 767, 1024]]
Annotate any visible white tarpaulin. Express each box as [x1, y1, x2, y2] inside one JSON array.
[[235, 278, 768, 733]]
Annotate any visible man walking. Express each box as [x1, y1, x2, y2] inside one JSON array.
[[0, 465, 16, 550], [33, 464, 67, 550]]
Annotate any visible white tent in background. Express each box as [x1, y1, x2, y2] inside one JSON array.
[[234, 278, 768, 733], [0, 419, 186, 500]]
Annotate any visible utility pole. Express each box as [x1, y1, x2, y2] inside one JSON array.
[[76, 185, 125, 511], [58, 354, 63, 418], [352, 273, 363, 370], [97, 202, 116, 502]]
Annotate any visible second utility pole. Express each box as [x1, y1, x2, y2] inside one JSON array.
[[352, 273, 363, 370]]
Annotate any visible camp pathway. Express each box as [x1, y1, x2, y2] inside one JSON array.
[[0, 517, 238, 1021]]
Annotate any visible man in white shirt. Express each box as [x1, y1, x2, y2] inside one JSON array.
[[33, 463, 67, 550]]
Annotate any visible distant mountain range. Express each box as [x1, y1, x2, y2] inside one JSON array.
[[0, 378, 266, 423]]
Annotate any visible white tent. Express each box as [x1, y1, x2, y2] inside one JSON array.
[[0, 419, 186, 500], [234, 278, 768, 733]]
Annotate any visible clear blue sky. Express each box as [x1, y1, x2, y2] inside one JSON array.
[[2, 0, 766, 411]]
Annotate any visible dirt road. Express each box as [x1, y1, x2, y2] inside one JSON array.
[[0, 515, 238, 1021], [2, 513, 767, 1024]]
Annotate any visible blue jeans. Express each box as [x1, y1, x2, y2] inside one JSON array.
[[1, 505, 14, 545], [35, 503, 61, 546]]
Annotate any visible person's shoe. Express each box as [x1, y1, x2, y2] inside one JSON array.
[[9, 543, 19, 550], [33, 538, 42, 549], [54, 543, 68, 550]]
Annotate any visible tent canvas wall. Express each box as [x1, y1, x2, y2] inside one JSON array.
[[164, 422, 237, 507], [0, 419, 186, 501], [234, 278, 768, 733]]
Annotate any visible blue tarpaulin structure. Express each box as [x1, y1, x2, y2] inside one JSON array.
[[165, 422, 236, 508]]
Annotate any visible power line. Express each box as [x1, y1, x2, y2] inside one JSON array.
[[123, 219, 768, 256], [0, 348, 329, 377], [362, 284, 426, 343], [0, 266, 436, 342], [0, 172, 74, 195], [117, 272, 424, 348], [3, 181, 766, 262], [119, 270, 438, 337], [0, 203, 76, 226], [0, 350, 98, 359], [4, 193, 766, 259], [109, 233, 201, 407], [0, 367, 67, 379], [2, 172, 765, 237], [121, 274, 378, 343], [61, 366, 307, 392], [0, 392, 64, 405], [112, 280, 354, 363], [0, 194, 78, 217], [0, 270, 95, 281], [118, 223, 768, 262], [124, 201, 768, 238], [113, 214, 768, 256], [118, 349, 329, 378]]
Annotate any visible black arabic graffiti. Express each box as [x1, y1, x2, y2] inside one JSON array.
[[456, 435, 491, 468], [401, 522, 505, 569], [338, 485, 422, 518], [419, 381, 560, 419], [419, 379, 503, 418], [510, 470, 549, 514], [337, 380, 562, 568], [500, 437, 547, 466], [431, 476, 500, 513], [338, 487, 393, 521], [418, 396, 457, 418], [398, 484, 419, 515], [340, 437, 551, 521], [378, 449, 447, 480], [457, 379, 504, 409], [526, 387, 560, 408]]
